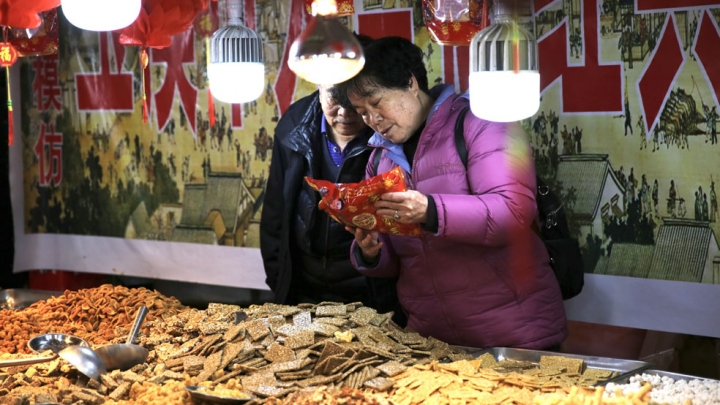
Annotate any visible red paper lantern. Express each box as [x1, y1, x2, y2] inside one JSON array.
[[0, 0, 60, 29], [0, 38, 19, 145], [0, 0, 59, 146], [193, 0, 218, 38], [0, 42, 18, 67], [118, 0, 207, 49], [117, 0, 207, 123], [423, 0, 488, 46]]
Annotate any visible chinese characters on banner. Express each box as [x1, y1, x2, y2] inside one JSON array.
[[32, 55, 63, 186]]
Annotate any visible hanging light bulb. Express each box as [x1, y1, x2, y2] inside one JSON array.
[[208, 0, 264, 104], [469, 0, 539, 122], [288, 0, 364, 85], [61, 0, 142, 31]]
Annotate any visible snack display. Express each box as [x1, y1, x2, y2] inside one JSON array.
[[0, 285, 705, 405], [305, 167, 423, 236]]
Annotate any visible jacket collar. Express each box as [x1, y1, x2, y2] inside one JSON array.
[[281, 91, 323, 160]]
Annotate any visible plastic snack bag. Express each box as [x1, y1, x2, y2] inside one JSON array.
[[305, 166, 422, 236], [10, 9, 59, 57]]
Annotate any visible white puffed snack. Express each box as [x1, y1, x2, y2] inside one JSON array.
[[605, 373, 720, 405]]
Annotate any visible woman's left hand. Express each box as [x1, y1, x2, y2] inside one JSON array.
[[375, 191, 428, 224]]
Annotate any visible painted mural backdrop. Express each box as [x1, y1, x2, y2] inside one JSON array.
[[13, 0, 720, 303]]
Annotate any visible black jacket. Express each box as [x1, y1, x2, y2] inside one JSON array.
[[260, 92, 402, 315]]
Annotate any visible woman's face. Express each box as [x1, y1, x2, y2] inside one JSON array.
[[348, 77, 424, 144]]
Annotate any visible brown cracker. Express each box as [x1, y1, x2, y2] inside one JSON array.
[[265, 343, 296, 363], [284, 330, 315, 350]]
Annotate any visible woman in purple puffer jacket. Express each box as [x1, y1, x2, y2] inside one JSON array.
[[334, 37, 567, 350]]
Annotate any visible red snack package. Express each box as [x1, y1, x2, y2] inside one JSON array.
[[9, 9, 59, 57], [305, 166, 422, 236]]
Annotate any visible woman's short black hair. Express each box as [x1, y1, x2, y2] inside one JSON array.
[[333, 36, 428, 109]]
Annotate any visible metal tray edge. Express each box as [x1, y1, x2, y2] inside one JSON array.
[[475, 347, 654, 385], [601, 369, 717, 385]]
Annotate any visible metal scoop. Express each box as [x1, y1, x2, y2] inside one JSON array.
[[0, 354, 59, 368], [1, 333, 105, 381], [95, 305, 149, 371], [0, 346, 107, 381], [55, 346, 107, 381], [28, 333, 89, 354]]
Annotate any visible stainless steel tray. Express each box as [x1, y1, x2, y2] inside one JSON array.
[[475, 347, 653, 385], [605, 369, 715, 384], [0, 289, 59, 310]]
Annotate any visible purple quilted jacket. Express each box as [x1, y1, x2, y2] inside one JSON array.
[[352, 87, 567, 349]]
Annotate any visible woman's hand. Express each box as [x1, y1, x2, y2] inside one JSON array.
[[375, 191, 428, 223], [345, 226, 382, 262]]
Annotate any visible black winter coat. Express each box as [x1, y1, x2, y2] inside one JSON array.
[[260, 92, 402, 317]]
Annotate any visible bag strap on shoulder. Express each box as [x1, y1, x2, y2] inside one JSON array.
[[371, 148, 382, 176], [454, 106, 471, 169]]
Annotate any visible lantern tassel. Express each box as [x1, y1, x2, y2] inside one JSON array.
[[140, 48, 149, 124], [5, 66, 12, 146], [206, 37, 215, 127], [208, 87, 216, 127]]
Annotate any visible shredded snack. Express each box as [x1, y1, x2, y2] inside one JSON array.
[[305, 166, 423, 236], [0, 284, 185, 353]]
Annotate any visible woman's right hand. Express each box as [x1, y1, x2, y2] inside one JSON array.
[[345, 226, 383, 262]]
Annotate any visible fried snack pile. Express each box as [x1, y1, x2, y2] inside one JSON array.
[[0, 288, 659, 405], [305, 166, 423, 236], [144, 301, 471, 402], [0, 284, 185, 354], [104, 379, 191, 405]]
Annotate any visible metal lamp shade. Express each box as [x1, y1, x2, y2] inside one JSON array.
[[469, 0, 540, 122], [208, 1, 264, 104]]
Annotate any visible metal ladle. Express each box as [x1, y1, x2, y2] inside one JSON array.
[[55, 346, 107, 381], [95, 305, 149, 371], [0, 354, 59, 369], [0, 346, 107, 381]]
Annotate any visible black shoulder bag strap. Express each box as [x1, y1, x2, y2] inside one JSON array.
[[371, 148, 382, 175], [454, 106, 471, 168]]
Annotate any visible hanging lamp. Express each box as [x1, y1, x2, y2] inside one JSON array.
[[469, 0, 539, 122], [288, 0, 364, 85], [61, 0, 142, 31], [207, 0, 264, 104]]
